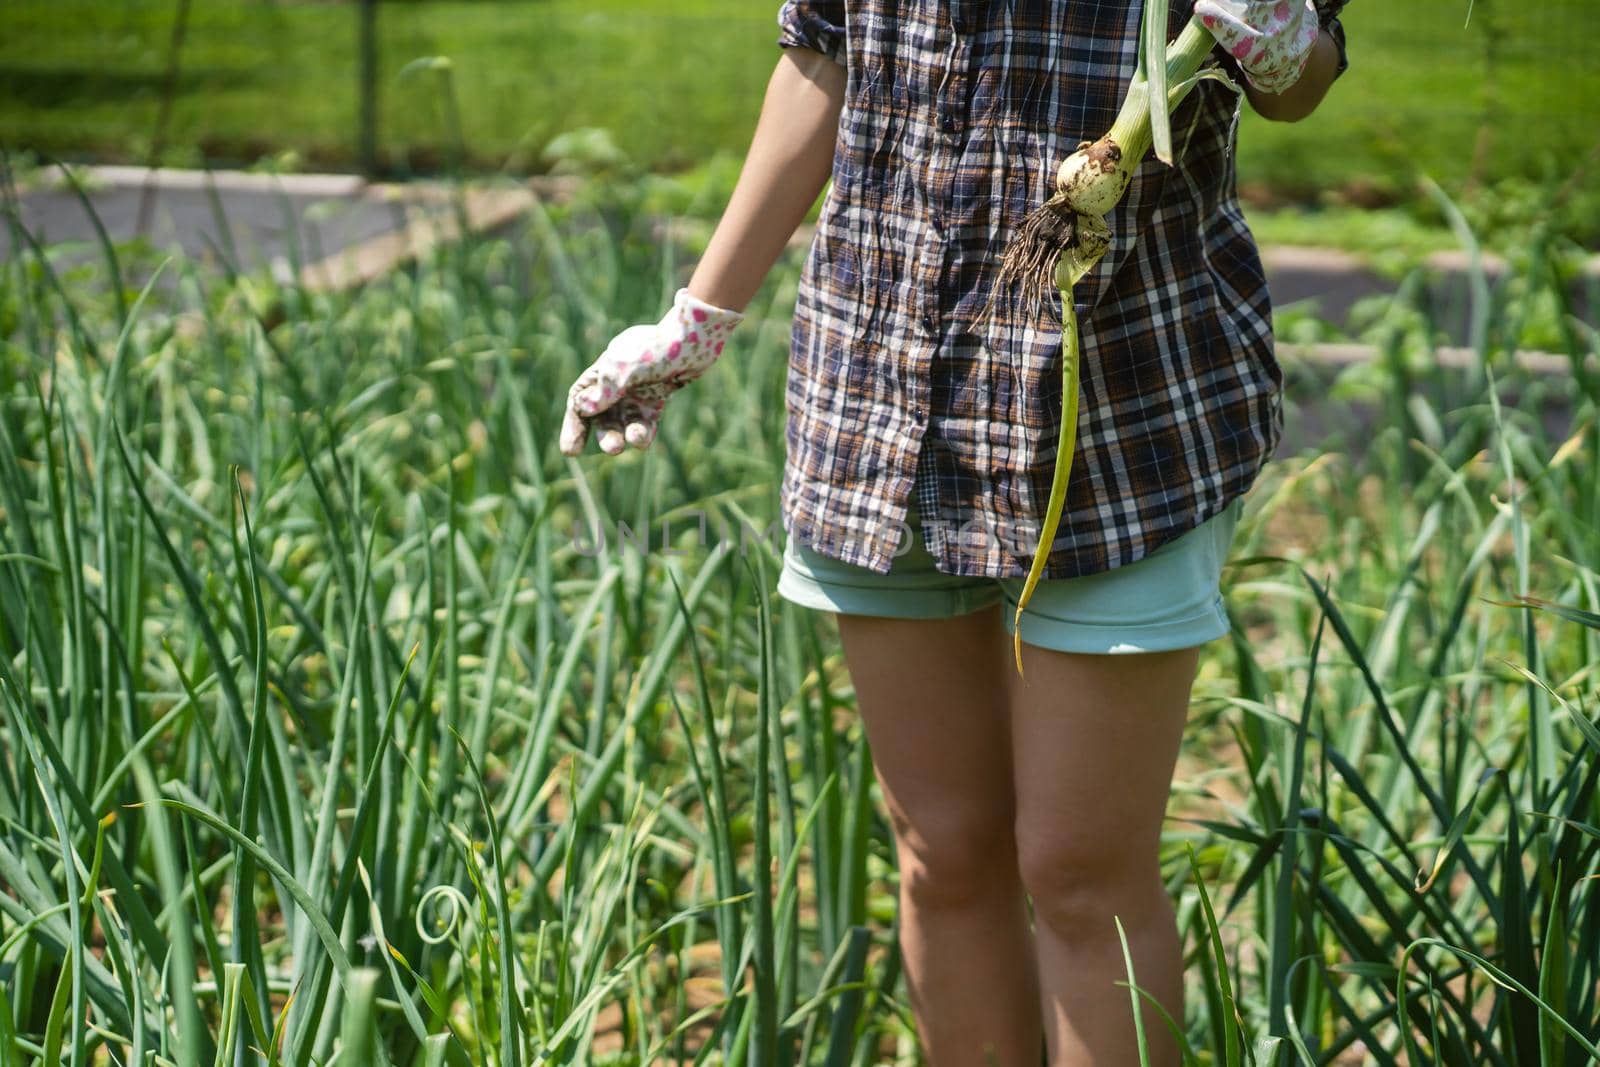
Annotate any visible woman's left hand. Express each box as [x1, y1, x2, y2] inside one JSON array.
[[559, 288, 744, 456], [1194, 0, 1322, 95]]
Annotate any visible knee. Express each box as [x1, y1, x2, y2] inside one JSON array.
[[1015, 826, 1161, 943], [891, 806, 1017, 909]]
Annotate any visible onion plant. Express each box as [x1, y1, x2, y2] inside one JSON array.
[[995, 0, 1230, 676]]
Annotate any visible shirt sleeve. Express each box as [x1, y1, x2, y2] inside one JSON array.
[[1312, 0, 1350, 80], [776, 0, 848, 69]]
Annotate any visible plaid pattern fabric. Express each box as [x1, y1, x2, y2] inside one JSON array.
[[775, 0, 1338, 578]]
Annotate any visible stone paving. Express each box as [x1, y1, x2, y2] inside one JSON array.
[[4, 165, 540, 292], [7, 164, 1595, 348]]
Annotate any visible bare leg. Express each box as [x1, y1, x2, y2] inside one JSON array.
[[1008, 642, 1199, 1067], [835, 604, 1044, 1067]]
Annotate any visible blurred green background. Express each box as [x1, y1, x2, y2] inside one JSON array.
[[4, 0, 1598, 244]]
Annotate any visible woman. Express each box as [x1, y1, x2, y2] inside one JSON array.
[[560, 2, 1349, 1062]]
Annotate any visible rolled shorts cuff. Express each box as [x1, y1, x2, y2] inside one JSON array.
[[998, 587, 1232, 655], [775, 545, 1003, 620]]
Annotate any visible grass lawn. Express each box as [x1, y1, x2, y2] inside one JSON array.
[[1236, 0, 1599, 198], [0, 0, 780, 174], [3, 0, 1597, 241]]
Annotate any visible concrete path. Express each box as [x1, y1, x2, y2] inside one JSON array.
[[8, 164, 1596, 350], [9, 167, 400, 282], [4, 164, 547, 294], [1261, 244, 1598, 344]]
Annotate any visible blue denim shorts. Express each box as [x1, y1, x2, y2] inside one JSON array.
[[775, 497, 1243, 655]]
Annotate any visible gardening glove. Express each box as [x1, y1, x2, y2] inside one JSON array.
[[559, 288, 744, 456], [1194, 0, 1322, 95]]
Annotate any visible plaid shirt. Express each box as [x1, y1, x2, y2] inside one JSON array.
[[776, 0, 1349, 578]]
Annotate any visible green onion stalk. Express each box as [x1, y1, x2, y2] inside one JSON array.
[[992, 4, 1231, 677]]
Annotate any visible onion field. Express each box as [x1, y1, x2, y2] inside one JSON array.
[[1, 174, 1599, 1065]]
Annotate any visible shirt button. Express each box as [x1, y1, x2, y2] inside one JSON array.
[[920, 310, 936, 333], [941, 112, 958, 135]]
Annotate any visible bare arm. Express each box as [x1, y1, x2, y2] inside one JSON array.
[[1242, 26, 1341, 122], [686, 47, 847, 312]]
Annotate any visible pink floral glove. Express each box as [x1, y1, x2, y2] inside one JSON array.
[[1194, 0, 1321, 95], [559, 288, 744, 456]]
